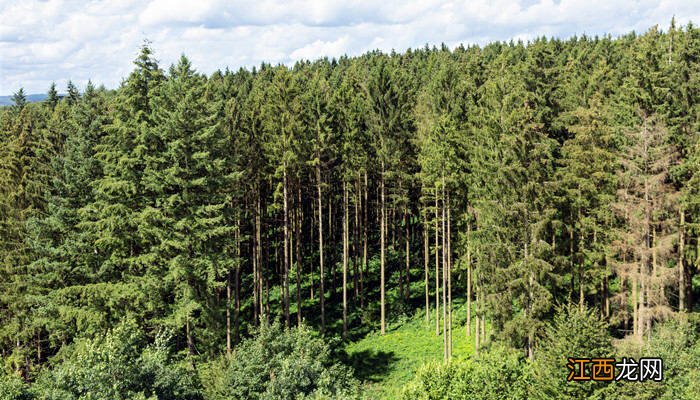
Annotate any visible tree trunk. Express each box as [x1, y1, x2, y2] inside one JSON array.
[[380, 162, 386, 335], [329, 194, 335, 295], [405, 209, 410, 303], [467, 219, 471, 337], [679, 207, 685, 311], [283, 165, 290, 328], [227, 266, 232, 356], [442, 178, 447, 361], [354, 175, 360, 302], [424, 204, 430, 324], [362, 172, 368, 309], [475, 285, 480, 353], [447, 191, 452, 359], [316, 162, 325, 332], [235, 216, 241, 344], [435, 189, 440, 336], [257, 195, 264, 322], [296, 186, 303, 327], [253, 194, 260, 325], [186, 318, 194, 356], [343, 182, 349, 339]]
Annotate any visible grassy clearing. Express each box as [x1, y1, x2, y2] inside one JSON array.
[[345, 301, 476, 399]]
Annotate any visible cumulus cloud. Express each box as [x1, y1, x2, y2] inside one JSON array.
[[0, 0, 698, 94]]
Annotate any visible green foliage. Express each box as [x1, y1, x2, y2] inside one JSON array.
[[31, 321, 202, 400], [201, 320, 359, 400], [401, 344, 529, 400], [530, 304, 613, 399], [606, 316, 700, 400], [0, 373, 31, 400], [1, 22, 700, 400]]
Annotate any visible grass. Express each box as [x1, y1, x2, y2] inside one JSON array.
[[345, 300, 476, 399]]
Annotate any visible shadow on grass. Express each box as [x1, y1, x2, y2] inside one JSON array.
[[344, 349, 398, 382]]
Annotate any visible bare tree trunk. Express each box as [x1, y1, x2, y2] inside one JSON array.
[[186, 318, 194, 356], [283, 165, 290, 328], [253, 194, 259, 325], [296, 186, 302, 327], [447, 191, 452, 359], [679, 208, 685, 311], [227, 264, 232, 356], [405, 208, 410, 302], [310, 194, 315, 301], [442, 177, 447, 361], [354, 175, 360, 302], [317, 162, 325, 332], [435, 189, 440, 336], [235, 217, 241, 344], [475, 285, 480, 353], [424, 204, 430, 324], [467, 219, 471, 337], [380, 163, 386, 335], [329, 194, 335, 295], [343, 182, 349, 339], [257, 196, 264, 322], [362, 172, 368, 309]]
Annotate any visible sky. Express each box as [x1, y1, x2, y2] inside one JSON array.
[[1, 0, 699, 95]]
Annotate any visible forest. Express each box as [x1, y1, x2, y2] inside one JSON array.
[[0, 21, 699, 399]]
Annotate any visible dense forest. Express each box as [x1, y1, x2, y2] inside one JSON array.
[[1, 21, 700, 399]]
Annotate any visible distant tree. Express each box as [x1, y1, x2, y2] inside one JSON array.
[[11, 89, 26, 111]]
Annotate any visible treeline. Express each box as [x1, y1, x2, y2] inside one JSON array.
[[1, 21, 700, 379]]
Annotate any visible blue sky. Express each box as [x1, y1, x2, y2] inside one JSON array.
[[1, 0, 698, 95]]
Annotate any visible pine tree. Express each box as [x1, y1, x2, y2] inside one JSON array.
[[11, 88, 27, 111]]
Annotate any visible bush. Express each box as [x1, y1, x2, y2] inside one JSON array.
[[30, 321, 202, 400], [0, 372, 32, 400], [201, 320, 360, 400], [401, 344, 529, 399]]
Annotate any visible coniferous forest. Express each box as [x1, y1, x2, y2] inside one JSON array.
[[1, 22, 700, 399]]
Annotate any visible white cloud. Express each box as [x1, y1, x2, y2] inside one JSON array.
[[0, 0, 698, 94], [290, 36, 350, 60]]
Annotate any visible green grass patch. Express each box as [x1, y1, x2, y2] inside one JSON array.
[[345, 302, 476, 399]]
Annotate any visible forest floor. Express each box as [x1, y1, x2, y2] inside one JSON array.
[[345, 300, 475, 399]]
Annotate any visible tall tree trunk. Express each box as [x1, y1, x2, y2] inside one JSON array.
[[447, 191, 452, 359], [343, 182, 349, 339], [186, 318, 194, 356], [283, 165, 290, 328], [475, 289, 480, 354], [329, 194, 335, 295], [435, 190, 440, 336], [235, 216, 241, 344], [679, 207, 685, 311], [526, 241, 534, 360], [253, 194, 260, 325], [362, 172, 368, 309], [405, 208, 410, 302], [310, 194, 315, 301], [354, 175, 360, 302], [467, 219, 471, 337], [257, 195, 264, 322], [227, 264, 232, 356], [380, 162, 386, 335], [316, 162, 325, 332], [296, 186, 302, 327], [424, 204, 430, 324], [442, 177, 447, 361]]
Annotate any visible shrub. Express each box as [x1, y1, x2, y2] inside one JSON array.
[[201, 320, 360, 400], [401, 344, 529, 399], [31, 321, 202, 400]]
